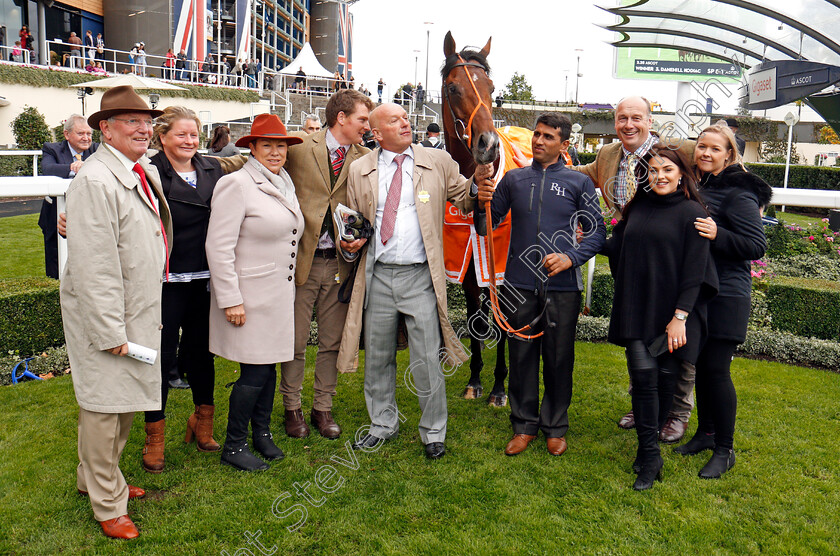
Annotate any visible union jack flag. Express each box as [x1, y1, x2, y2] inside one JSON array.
[[337, 3, 353, 79], [173, 0, 212, 64]]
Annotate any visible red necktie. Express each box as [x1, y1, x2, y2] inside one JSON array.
[[133, 163, 169, 280], [332, 146, 346, 176], [380, 154, 406, 245]]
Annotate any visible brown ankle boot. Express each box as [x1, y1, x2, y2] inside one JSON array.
[[284, 408, 310, 438], [185, 405, 221, 452], [311, 409, 341, 439], [142, 420, 165, 473]]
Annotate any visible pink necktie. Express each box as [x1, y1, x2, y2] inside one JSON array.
[[380, 154, 406, 245], [133, 163, 169, 280], [332, 146, 346, 176]]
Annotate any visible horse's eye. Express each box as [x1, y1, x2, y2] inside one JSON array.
[[448, 84, 458, 95]]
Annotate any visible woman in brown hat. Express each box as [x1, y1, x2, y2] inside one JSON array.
[[205, 114, 304, 471]]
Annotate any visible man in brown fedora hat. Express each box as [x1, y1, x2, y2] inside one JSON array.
[[60, 85, 171, 539]]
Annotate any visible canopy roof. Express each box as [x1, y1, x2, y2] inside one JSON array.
[[600, 0, 840, 70], [278, 43, 334, 77]]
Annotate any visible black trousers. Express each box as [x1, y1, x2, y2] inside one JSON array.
[[146, 280, 215, 423], [626, 340, 681, 461], [507, 288, 581, 438], [694, 338, 739, 450]]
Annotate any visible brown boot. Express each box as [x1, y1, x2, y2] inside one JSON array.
[[185, 405, 221, 452], [311, 409, 341, 439], [142, 420, 165, 473], [284, 408, 310, 438]]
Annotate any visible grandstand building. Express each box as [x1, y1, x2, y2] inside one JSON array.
[[1, 0, 354, 76]]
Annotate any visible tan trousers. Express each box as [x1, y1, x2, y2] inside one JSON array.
[[280, 256, 347, 411], [77, 408, 134, 522]]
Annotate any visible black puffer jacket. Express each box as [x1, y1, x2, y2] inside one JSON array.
[[698, 164, 772, 341]]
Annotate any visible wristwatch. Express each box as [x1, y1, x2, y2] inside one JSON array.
[[673, 313, 688, 321]]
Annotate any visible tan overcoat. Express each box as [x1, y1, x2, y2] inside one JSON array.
[[574, 137, 696, 220], [206, 161, 304, 364], [284, 128, 369, 285], [336, 145, 476, 373], [60, 146, 172, 413]]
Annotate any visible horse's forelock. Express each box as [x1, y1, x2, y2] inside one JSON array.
[[440, 48, 491, 79]]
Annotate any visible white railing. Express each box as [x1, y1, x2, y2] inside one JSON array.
[[0, 45, 32, 65], [0, 150, 43, 177]]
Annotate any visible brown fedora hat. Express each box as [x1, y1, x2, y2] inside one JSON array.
[[87, 85, 164, 128], [235, 113, 303, 147]]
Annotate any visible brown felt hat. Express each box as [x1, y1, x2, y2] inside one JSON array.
[[235, 113, 303, 147], [87, 85, 164, 128]]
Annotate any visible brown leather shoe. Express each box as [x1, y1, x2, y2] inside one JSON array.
[[659, 417, 687, 443], [185, 404, 221, 452], [284, 409, 310, 438], [99, 515, 139, 539], [617, 411, 635, 429], [142, 420, 165, 474], [79, 485, 145, 500], [311, 409, 341, 439], [547, 437, 568, 456], [504, 434, 536, 456]]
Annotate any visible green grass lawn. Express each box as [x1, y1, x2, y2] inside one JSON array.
[[0, 213, 44, 280], [775, 211, 825, 227], [0, 343, 838, 555]]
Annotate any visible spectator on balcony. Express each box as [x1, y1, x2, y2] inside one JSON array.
[[377, 77, 385, 103], [11, 41, 24, 63], [164, 48, 176, 80], [294, 66, 306, 90], [19, 25, 31, 50], [68, 32, 83, 69], [129, 43, 139, 73], [137, 42, 147, 76], [176, 49, 188, 80], [95, 33, 105, 63], [84, 30, 95, 63]]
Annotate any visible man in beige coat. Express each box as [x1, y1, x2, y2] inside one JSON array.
[[60, 86, 168, 539], [337, 103, 493, 459], [279, 89, 375, 440], [574, 95, 697, 442]]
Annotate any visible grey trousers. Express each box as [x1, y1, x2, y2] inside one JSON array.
[[363, 261, 447, 444], [77, 409, 134, 522]]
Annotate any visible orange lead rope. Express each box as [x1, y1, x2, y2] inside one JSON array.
[[483, 198, 544, 339]]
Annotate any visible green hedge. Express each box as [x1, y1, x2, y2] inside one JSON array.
[[745, 162, 840, 191], [0, 65, 260, 104], [579, 152, 596, 165], [0, 278, 63, 356], [766, 276, 840, 340], [585, 268, 614, 317]]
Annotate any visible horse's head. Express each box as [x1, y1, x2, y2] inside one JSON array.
[[441, 31, 499, 166]]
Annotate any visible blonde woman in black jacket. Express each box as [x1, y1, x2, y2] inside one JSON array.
[[675, 122, 772, 479]]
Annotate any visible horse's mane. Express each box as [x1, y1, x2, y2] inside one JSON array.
[[441, 48, 490, 79]]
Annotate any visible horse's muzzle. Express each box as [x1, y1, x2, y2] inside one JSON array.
[[473, 131, 499, 165]]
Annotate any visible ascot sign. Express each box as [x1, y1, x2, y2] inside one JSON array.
[[740, 60, 840, 110]]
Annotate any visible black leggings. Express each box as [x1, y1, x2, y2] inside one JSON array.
[[694, 338, 739, 450], [626, 340, 681, 460], [238, 363, 277, 388]]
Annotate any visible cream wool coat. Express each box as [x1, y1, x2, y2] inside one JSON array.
[[60, 146, 172, 413], [336, 145, 476, 373], [206, 160, 304, 364]]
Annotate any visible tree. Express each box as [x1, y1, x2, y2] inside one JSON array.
[[817, 125, 840, 145], [504, 72, 534, 102], [11, 106, 51, 149]]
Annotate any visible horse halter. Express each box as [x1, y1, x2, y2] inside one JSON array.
[[444, 55, 493, 151]]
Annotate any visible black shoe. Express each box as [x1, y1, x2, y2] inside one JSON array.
[[352, 433, 384, 450], [674, 432, 716, 456], [698, 446, 735, 479], [633, 456, 664, 491], [221, 443, 269, 471], [253, 432, 284, 461], [168, 377, 190, 389], [424, 442, 446, 460]]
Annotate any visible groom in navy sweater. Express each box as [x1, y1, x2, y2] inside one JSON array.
[[476, 113, 605, 457]]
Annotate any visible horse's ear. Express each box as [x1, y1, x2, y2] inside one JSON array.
[[444, 31, 456, 57], [479, 37, 492, 59]]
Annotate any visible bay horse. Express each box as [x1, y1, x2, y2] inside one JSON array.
[[441, 31, 525, 407]]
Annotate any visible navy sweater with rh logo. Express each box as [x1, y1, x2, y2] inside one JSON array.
[[476, 160, 606, 292]]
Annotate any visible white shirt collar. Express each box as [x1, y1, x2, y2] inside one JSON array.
[[380, 146, 414, 166], [325, 129, 349, 156], [103, 142, 141, 173]]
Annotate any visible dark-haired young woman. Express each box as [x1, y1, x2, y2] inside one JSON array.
[[604, 144, 718, 490]]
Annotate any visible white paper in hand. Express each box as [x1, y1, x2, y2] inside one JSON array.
[[126, 342, 157, 365]]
